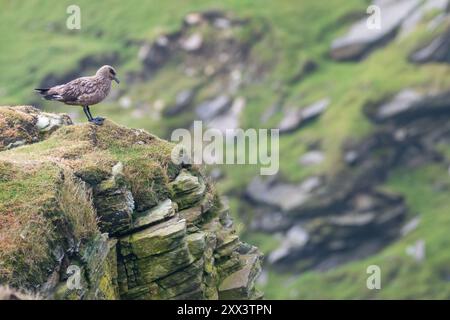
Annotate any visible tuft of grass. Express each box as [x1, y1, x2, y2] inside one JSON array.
[[123, 159, 171, 211], [57, 173, 99, 243]]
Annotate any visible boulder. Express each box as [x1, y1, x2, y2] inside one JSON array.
[[410, 26, 450, 63], [207, 97, 246, 133], [400, 0, 449, 38], [170, 169, 201, 194], [196, 95, 233, 121], [186, 232, 206, 260], [268, 225, 309, 264], [184, 12, 203, 26], [137, 244, 195, 283], [180, 33, 203, 52], [299, 150, 325, 166], [268, 191, 406, 270], [330, 0, 420, 61], [154, 259, 204, 299], [246, 175, 323, 212], [368, 88, 450, 122], [278, 98, 329, 133]]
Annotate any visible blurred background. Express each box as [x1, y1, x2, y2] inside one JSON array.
[[2, 0, 450, 299]]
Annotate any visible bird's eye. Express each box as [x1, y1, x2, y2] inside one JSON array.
[[109, 68, 116, 76]]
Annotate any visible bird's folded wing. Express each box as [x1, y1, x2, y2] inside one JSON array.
[[51, 77, 97, 103]]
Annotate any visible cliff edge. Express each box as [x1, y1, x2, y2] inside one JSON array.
[[0, 106, 262, 300]]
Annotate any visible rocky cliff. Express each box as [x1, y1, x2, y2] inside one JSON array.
[[0, 106, 262, 300]]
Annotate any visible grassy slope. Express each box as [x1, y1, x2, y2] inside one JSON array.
[[2, 0, 450, 298], [264, 164, 450, 299]]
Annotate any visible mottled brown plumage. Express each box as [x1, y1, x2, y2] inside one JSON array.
[[35, 65, 120, 125]]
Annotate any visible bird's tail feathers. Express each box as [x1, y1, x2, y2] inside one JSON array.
[[35, 88, 49, 94], [34, 88, 60, 101]]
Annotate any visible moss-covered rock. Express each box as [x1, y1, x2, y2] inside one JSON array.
[[218, 254, 262, 300], [94, 177, 135, 235], [170, 169, 207, 210], [121, 218, 186, 258], [132, 199, 177, 231], [0, 107, 262, 300], [186, 232, 206, 260]]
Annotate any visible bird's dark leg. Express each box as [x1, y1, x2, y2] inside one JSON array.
[[86, 106, 105, 125], [83, 106, 93, 121]]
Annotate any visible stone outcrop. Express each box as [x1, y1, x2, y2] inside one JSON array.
[[0, 106, 72, 151], [0, 106, 262, 300], [365, 88, 450, 122], [409, 25, 450, 63], [400, 0, 449, 37], [330, 0, 420, 61], [278, 98, 329, 134]]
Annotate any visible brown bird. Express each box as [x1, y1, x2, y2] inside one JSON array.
[[35, 65, 120, 125]]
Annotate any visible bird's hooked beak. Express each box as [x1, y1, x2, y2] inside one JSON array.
[[113, 76, 120, 84]]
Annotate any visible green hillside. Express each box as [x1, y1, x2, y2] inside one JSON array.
[[2, 0, 450, 299]]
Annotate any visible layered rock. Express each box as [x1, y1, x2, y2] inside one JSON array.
[[0, 106, 262, 300]]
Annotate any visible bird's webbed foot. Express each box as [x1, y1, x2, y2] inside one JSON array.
[[89, 117, 105, 126]]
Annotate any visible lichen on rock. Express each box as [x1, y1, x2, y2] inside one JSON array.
[[0, 106, 262, 300]]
